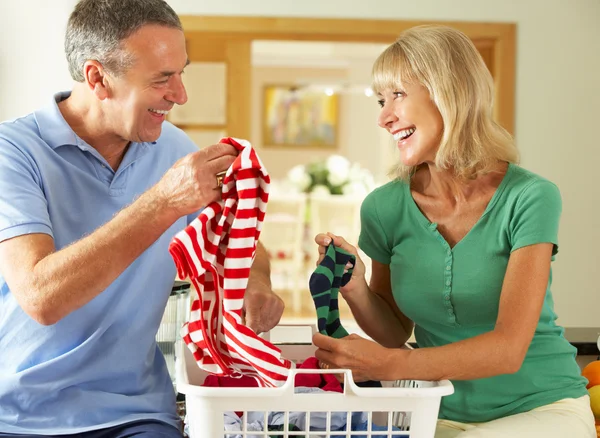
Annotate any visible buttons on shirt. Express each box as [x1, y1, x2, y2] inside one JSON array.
[[442, 246, 456, 323]]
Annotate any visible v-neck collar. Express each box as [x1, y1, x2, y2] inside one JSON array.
[[406, 163, 514, 250]]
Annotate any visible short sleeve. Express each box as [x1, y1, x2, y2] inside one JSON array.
[[0, 140, 53, 243], [510, 180, 561, 255], [358, 192, 392, 264]]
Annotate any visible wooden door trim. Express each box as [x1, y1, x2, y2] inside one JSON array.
[[180, 16, 513, 40], [180, 16, 516, 134]]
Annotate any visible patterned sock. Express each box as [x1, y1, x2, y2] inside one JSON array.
[[310, 243, 383, 389], [309, 243, 355, 338]]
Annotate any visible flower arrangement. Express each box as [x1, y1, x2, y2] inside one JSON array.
[[285, 155, 376, 197]]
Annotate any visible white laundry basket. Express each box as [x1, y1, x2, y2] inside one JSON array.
[[176, 325, 453, 437]]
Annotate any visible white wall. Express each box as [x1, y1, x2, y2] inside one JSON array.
[[1, 0, 598, 327], [0, 0, 76, 121]]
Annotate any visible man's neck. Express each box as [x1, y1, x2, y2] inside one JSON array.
[[58, 87, 129, 170]]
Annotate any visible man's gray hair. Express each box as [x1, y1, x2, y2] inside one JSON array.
[[65, 0, 182, 82]]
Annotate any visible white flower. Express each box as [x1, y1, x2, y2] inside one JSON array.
[[271, 179, 302, 196], [286, 164, 311, 191], [358, 169, 376, 191], [342, 181, 369, 197], [311, 184, 331, 197], [326, 155, 351, 186], [346, 164, 376, 191]]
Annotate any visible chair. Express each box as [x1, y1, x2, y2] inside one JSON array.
[[308, 192, 372, 283], [259, 193, 308, 313]]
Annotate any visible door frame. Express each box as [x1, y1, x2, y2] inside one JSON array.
[[179, 16, 516, 140]]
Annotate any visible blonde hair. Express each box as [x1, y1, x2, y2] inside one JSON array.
[[372, 25, 519, 181]]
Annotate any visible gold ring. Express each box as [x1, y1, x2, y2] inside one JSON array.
[[216, 171, 226, 188]]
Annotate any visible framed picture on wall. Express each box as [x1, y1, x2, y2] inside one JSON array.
[[262, 84, 338, 148]]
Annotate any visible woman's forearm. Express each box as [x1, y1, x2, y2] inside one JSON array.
[[344, 278, 412, 348], [395, 330, 521, 381]]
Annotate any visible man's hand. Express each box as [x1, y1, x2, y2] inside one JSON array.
[[243, 279, 284, 335], [243, 242, 284, 334], [152, 143, 238, 218]]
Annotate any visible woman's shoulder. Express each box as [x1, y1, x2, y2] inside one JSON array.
[[360, 179, 411, 227], [363, 178, 409, 205], [504, 164, 560, 198]]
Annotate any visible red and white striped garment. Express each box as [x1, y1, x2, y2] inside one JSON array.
[[169, 137, 292, 387]]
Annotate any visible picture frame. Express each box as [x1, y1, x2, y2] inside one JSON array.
[[262, 84, 338, 148]]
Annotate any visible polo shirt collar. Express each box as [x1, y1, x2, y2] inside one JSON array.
[[34, 91, 79, 150]]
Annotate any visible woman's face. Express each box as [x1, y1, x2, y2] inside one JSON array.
[[377, 82, 444, 167]]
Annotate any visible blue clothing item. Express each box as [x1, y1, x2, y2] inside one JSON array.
[[0, 92, 200, 435], [0, 420, 182, 437]]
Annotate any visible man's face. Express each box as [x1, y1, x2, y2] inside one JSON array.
[[104, 24, 189, 143]]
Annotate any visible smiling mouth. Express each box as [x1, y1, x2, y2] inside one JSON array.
[[393, 127, 415, 141], [149, 108, 169, 116]]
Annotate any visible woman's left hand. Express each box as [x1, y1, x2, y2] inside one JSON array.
[[313, 333, 404, 382]]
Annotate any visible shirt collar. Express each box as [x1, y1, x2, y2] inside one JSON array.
[[34, 91, 80, 150]]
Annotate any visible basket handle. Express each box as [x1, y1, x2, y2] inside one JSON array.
[[278, 366, 361, 396]]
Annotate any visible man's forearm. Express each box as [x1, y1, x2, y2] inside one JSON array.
[[248, 241, 271, 288], [26, 188, 178, 324]]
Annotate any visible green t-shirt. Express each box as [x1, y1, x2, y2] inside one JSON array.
[[358, 163, 588, 423]]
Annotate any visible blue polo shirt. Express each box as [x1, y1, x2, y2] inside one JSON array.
[[0, 92, 200, 434]]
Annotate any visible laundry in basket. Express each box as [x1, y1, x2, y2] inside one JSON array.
[[177, 325, 454, 438]]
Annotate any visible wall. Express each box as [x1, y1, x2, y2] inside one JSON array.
[[0, 0, 598, 327], [0, 0, 76, 122]]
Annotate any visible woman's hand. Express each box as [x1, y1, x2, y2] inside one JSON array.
[[313, 333, 404, 382], [314, 233, 366, 295]]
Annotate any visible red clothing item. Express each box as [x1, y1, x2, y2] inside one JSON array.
[[295, 357, 343, 393], [170, 137, 292, 388], [201, 356, 342, 393], [203, 374, 258, 388]]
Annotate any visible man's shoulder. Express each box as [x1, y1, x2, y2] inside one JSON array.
[[0, 113, 46, 162], [0, 113, 40, 144]]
